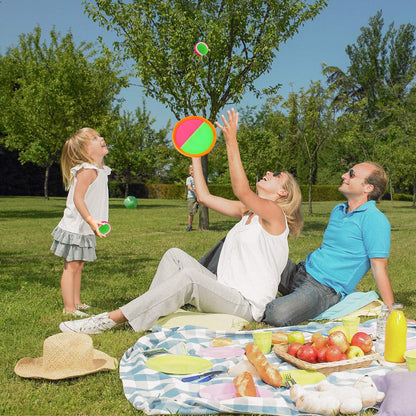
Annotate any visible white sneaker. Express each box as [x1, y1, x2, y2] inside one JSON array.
[[76, 303, 92, 311], [62, 308, 89, 317], [59, 312, 117, 334]]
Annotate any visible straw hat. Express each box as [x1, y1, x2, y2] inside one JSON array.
[[14, 333, 117, 380]]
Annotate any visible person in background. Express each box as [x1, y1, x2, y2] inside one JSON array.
[[59, 109, 304, 334], [186, 165, 198, 231], [263, 162, 395, 327], [51, 128, 111, 317]]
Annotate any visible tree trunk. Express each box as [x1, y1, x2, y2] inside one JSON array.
[[389, 176, 394, 206], [308, 163, 313, 216], [198, 155, 210, 230], [44, 165, 50, 200]]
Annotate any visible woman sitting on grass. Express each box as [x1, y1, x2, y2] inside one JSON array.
[[60, 109, 303, 335]]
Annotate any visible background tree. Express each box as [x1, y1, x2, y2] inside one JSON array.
[[324, 11, 416, 120], [107, 102, 171, 197], [84, 0, 328, 229], [376, 87, 416, 206], [209, 101, 292, 187], [289, 81, 334, 214], [283, 91, 303, 176], [0, 27, 127, 198], [229, 103, 287, 183], [319, 10, 416, 203], [250, 98, 289, 177]]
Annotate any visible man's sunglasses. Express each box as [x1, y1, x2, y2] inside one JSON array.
[[349, 169, 355, 178]]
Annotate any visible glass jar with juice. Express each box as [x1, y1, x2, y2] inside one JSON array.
[[384, 303, 407, 363]]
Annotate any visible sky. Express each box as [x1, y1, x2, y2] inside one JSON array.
[[1, 0, 416, 130]]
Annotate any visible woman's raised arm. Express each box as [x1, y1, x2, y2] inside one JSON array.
[[192, 157, 245, 219]]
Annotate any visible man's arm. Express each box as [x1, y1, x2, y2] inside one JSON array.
[[370, 257, 394, 308]]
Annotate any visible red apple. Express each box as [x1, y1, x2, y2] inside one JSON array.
[[287, 342, 303, 357], [316, 346, 328, 363], [312, 335, 328, 349], [311, 333, 323, 343], [350, 332, 373, 353], [296, 344, 317, 363], [326, 345, 343, 362], [328, 330, 349, 353]]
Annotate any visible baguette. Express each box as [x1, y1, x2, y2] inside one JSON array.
[[233, 371, 257, 397], [245, 343, 282, 387]]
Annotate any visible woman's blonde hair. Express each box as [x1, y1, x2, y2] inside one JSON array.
[[61, 128, 98, 190], [276, 171, 304, 238]]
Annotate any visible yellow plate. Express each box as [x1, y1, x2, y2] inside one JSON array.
[[145, 355, 212, 375], [281, 369, 326, 385]]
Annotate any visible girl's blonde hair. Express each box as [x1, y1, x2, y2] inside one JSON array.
[[61, 127, 98, 190], [276, 171, 304, 238]]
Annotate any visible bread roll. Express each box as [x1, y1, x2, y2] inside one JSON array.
[[233, 371, 257, 397], [211, 337, 232, 347], [272, 331, 289, 344]]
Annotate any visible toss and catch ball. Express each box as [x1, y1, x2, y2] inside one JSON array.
[[172, 116, 217, 157], [194, 41, 209, 56], [98, 221, 111, 236], [124, 196, 138, 209]]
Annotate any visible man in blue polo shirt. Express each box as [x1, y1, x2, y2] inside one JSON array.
[[263, 162, 395, 327]]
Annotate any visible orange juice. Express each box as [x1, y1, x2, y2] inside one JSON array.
[[384, 303, 407, 363]]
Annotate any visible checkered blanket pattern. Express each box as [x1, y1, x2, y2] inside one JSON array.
[[120, 320, 416, 415]]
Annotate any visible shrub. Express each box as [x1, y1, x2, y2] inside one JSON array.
[[146, 184, 186, 199], [300, 185, 345, 202], [392, 193, 413, 202], [108, 182, 412, 202]]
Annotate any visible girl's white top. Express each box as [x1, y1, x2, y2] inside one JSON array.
[[57, 163, 111, 236], [217, 213, 289, 321]]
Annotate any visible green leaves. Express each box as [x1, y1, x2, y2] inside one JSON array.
[[84, 0, 328, 122], [106, 101, 172, 193], [0, 26, 127, 197]]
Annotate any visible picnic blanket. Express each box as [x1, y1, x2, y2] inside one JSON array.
[[313, 290, 382, 320], [120, 320, 416, 415], [154, 291, 382, 332]]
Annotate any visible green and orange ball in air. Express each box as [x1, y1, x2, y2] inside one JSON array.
[[172, 116, 217, 157]]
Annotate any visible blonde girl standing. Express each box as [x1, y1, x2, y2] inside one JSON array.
[[51, 128, 111, 316]]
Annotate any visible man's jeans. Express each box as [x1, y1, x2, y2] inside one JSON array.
[[263, 259, 341, 327]]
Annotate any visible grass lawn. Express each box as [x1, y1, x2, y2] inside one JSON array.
[[0, 196, 415, 416]]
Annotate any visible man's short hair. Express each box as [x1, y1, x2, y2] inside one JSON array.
[[365, 162, 388, 202]]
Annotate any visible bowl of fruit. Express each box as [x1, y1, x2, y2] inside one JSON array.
[[273, 327, 379, 375]]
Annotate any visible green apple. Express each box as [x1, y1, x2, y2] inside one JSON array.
[[287, 331, 305, 344], [346, 345, 365, 359]]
